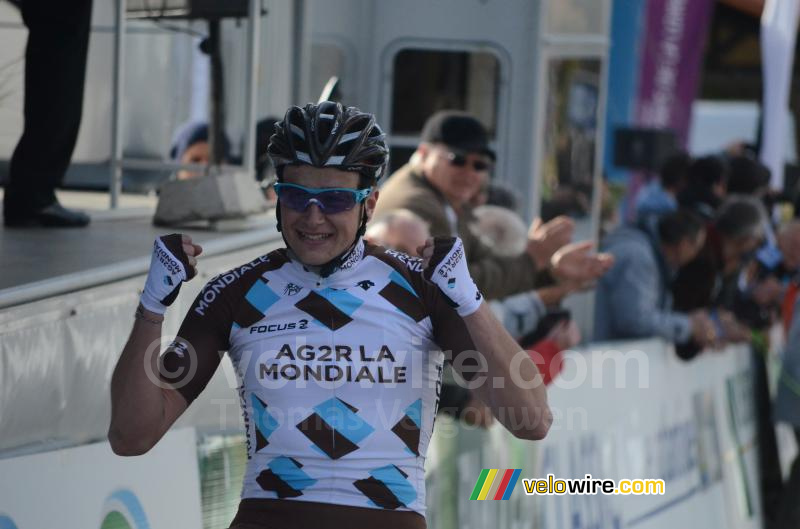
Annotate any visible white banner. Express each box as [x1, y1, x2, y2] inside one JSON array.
[[0, 428, 203, 529], [760, 0, 800, 190], [425, 339, 761, 529]]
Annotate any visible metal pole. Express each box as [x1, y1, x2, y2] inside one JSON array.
[[242, 0, 261, 176], [291, 0, 306, 104], [208, 18, 225, 167], [110, 0, 126, 209]]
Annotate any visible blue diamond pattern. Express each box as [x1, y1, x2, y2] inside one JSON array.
[[268, 456, 317, 491], [369, 465, 417, 507], [245, 280, 281, 313], [251, 395, 280, 441], [317, 287, 364, 316], [389, 270, 418, 297], [314, 397, 374, 445]]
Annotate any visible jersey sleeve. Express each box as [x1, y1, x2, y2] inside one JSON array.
[[159, 278, 233, 405]]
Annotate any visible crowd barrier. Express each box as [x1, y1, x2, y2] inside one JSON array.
[[424, 339, 761, 529]]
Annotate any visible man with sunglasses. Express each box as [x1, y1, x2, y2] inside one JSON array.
[[375, 111, 608, 300], [109, 102, 553, 529]]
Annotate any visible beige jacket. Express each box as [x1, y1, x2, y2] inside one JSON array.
[[374, 164, 549, 299]]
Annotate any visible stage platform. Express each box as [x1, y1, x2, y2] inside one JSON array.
[[0, 190, 280, 308]]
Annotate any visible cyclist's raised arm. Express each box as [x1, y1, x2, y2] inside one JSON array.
[[421, 237, 552, 440], [109, 306, 189, 456], [108, 234, 227, 456]]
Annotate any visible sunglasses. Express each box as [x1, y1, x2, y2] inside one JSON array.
[[443, 150, 492, 172], [273, 182, 372, 214]]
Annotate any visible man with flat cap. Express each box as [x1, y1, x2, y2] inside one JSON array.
[[375, 110, 610, 300]]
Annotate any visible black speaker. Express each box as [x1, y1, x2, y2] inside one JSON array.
[[613, 127, 678, 172], [126, 0, 249, 19]]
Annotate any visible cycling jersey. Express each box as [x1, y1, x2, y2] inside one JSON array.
[[160, 239, 478, 524]]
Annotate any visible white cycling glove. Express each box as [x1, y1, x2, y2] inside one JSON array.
[[140, 234, 195, 314], [423, 237, 483, 317]]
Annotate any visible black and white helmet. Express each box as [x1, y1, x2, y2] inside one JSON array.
[[267, 101, 389, 185]]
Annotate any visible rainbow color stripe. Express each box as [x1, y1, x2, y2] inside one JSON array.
[[469, 468, 522, 500]]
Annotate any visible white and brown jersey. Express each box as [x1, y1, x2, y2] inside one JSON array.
[[160, 239, 478, 526]]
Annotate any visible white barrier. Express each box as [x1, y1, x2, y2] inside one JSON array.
[[0, 427, 202, 529], [425, 339, 762, 529], [0, 242, 280, 455]]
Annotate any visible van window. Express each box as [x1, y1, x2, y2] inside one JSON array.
[[391, 49, 500, 136]]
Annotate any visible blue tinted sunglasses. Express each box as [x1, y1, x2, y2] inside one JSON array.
[[273, 182, 372, 214]]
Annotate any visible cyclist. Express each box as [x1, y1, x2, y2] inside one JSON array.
[[108, 102, 577, 528]]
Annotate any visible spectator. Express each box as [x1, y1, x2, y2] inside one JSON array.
[[365, 209, 431, 256], [3, 0, 93, 228], [168, 121, 231, 180], [594, 210, 715, 347], [677, 155, 729, 219], [734, 221, 800, 330], [727, 155, 770, 197], [774, 296, 800, 528], [374, 110, 612, 299], [673, 196, 766, 314], [634, 151, 690, 233], [471, 204, 528, 257], [672, 196, 766, 360]]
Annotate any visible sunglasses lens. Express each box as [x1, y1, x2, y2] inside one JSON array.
[[447, 151, 490, 172], [449, 153, 467, 167], [276, 185, 358, 213], [317, 190, 357, 213], [277, 185, 311, 211]]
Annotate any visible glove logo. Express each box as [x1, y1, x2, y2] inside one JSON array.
[[447, 277, 456, 289], [164, 276, 174, 286]]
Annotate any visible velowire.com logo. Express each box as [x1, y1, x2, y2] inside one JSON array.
[[469, 469, 522, 501]]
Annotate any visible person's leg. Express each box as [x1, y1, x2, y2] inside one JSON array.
[[775, 428, 800, 528], [4, 0, 93, 223], [753, 346, 784, 529]]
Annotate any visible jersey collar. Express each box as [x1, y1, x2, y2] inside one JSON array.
[[287, 238, 366, 278]]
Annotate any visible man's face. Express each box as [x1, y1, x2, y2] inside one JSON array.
[[280, 165, 378, 266], [419, 143, 491, 208]]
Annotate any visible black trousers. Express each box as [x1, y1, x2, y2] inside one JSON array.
[[3, 0, 93, 219], [776, 428, 800, 528], [753, 345, 784, 529]]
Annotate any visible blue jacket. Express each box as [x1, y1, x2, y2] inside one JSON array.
[[594, 224, 691, 343], [776, 295, 800, 427]]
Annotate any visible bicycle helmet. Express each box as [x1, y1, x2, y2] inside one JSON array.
[[268, 101, 389, 185]]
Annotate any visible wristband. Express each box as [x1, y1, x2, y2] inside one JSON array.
[[424, 237, 482, 316], [135, 303, 164, 325], [140, 234, 195, 314]]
